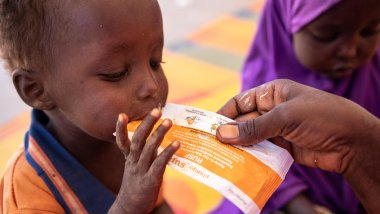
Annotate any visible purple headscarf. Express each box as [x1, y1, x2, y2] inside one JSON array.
[[242, 0, 380, 118], [242, 0, 380, 213]]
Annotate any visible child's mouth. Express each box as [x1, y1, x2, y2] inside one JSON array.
[[131, 102, 163, 121], [113, 103, 163, 137], [332, 67, 354, 78]]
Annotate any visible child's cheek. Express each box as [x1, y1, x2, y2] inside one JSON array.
[[77, 100, 120, 141]]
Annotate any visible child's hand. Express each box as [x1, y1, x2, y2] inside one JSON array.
[[109, 108, 180, 214]]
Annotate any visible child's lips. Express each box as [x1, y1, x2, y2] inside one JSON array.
[[130, 103, 163, 122], [130, 113, 149, 121], [113, 112, 150, 137], [332, 65, 355, 78], [113, 103, 163, 136], [333, 68, 354, 77]]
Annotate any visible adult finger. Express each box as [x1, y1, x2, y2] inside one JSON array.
[[129, 108, 161, 163], [217, 81, 285, 119], [235, 111, 260, 122], [149, 141, 180, 176], [139, 119, 172, 171], [116, 113, 131, 157], [216, 95, 243, 120], [216, 106, 291, 145]]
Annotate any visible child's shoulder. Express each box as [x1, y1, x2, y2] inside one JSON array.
[[1, 147, 64, 213]]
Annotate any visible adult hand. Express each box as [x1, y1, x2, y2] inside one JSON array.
[[216, 79, 380, 213], [216, 79, 378, 172], [109, 108, 179, 214]]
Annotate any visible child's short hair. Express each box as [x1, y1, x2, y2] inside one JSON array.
[[0, 0, 60, 73]]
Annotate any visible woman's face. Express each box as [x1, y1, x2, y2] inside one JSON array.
[[293, 0, 380, 80]]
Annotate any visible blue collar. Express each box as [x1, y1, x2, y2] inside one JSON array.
[[25, 109, 115, 213]]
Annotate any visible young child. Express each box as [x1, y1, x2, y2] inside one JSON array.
[[241, 0, 380, 213], [0, 0, 180, 213]]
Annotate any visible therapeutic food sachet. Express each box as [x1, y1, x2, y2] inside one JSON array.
[[127, 103, 293, 214]]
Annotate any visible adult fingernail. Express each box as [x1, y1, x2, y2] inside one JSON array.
[[218, 124, 239, 139]]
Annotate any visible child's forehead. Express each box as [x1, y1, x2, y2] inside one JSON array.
[[49, 0, 163, 71], [313, 0, 380, 27], [63, 0, 160, 22], [55, 0, 162, 45], [56, 0, 159, 29]]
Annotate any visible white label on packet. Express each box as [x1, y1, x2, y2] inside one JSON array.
[[127, 103, 294, 214]]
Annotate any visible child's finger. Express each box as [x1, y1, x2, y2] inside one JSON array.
[[139, 119, 172, 171], [129, 108, 161, 163], [116, 113, 130, 157], [148, 141, 180, 176]]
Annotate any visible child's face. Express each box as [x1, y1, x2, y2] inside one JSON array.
[[293, 0, 380, 80], [44, 0, 167, 142]]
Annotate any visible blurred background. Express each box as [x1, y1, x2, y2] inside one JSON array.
[[0, 0, 263, 213]]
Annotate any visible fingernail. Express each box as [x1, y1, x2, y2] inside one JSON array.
[[172, 141, 180, 148], [115, 114, 127, 137], [118, 114, 124, 122], [151, 108, 160, 117], [116, 114, 122, 127], [218, 124, 239, 139], [162, 119, 171, 127]]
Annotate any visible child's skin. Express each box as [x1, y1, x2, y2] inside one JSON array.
[[11, 0, 178, 213], [288, 0, 380, 213], [293, 0, 380, 80], [110, 111, 179, 213]]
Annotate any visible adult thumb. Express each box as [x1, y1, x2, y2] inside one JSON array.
[[216, 110, 283, 145]]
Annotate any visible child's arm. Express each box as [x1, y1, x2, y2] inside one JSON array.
[[108, 109, 179, 214]]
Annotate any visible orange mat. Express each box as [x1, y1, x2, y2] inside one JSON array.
[[0, 2, 263, 213]]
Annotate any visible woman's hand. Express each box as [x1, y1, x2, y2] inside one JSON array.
[[216, 79, 380, 213], [216, 79, 379, 173], [109, 108, 179, 214]]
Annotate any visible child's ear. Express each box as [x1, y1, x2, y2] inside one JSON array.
[[12, 69, 55, 110]]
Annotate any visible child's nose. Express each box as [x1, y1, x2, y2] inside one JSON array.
[[337, 36, 358, 60], [136, 69, 159, 100]]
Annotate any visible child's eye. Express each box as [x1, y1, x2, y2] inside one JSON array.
[[150, 60, 164, 71], [361, 26, 380, 38], [100, 70, 128, 81], [311, 31, 338, 43]]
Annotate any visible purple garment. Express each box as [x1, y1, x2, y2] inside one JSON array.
[[209, 198, 243, 214], [242, 0, 380, 213]]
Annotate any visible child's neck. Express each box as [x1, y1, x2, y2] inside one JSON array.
[[45, 111, 125, 194]]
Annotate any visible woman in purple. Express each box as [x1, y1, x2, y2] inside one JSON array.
[[242, 0, 380, 213]]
